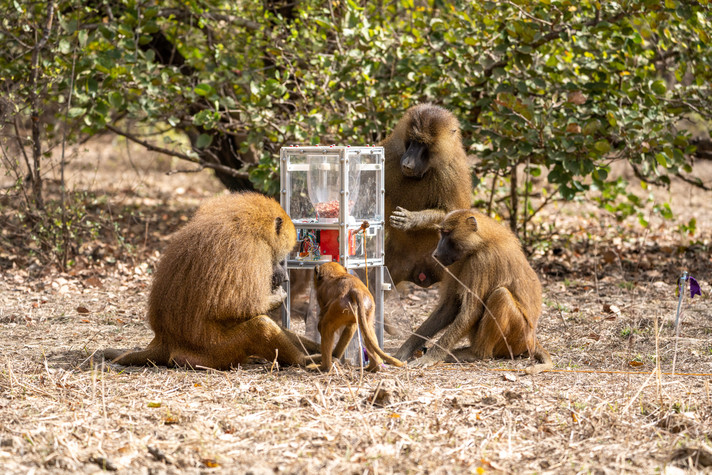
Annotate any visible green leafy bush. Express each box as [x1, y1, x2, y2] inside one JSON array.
[[2, 0, 711, 238]]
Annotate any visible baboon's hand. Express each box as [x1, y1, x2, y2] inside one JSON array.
[[390, 206, 417, 231], [408, 354, 440, 369], [394, 346, 413, 362], [266, 286, 288, 310]]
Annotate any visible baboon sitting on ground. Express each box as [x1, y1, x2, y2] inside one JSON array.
[[382, 103, 472, 288], [104, 192, 318, 370], [395, 209, 553, 374]]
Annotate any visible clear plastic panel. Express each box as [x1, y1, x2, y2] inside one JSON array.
[[344, 225, 383, 267], [287, 152, 319, 222], [307, 154, 342, 221], [350, 152, 381, 223], [286, 149, 380, 224]]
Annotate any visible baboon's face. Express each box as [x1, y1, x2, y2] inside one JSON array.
[[433, 213, 479, 266], [399, 105, 459, 179], [400, 139, 430, 178]]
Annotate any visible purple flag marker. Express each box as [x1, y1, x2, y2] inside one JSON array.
[[689, 276, 701, 299]]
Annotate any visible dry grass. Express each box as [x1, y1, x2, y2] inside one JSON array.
[[1, 140, 711, 473]]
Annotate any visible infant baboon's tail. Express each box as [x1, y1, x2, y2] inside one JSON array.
[[104, 338, 169, 367], [351, 294, 404, 368]]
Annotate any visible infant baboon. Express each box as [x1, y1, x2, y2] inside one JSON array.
[[311, 262, 404, 372], [382, 103, 472, 288], [104, 192, 318, 370], [395, 209, 553, 374]]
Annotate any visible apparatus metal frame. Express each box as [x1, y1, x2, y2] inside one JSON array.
[[279, 145, 386, 348]]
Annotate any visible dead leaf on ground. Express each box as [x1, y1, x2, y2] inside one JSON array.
[[602, 249, 618, 264], [369, 388, 392, 407], [368, 380, 402, 407], [85, 276, 103, 288], [658, 413, 697, 434], [479, 396, 498, 406], [503, 390, 522, 401], [603, 304, 622, 317], [89, 456, 117, 472]]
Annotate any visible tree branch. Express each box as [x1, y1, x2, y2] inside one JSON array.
[[105, 124, 250, 181], [27, 1, 56, 210], [482, 10, 628, 79], [630, 161, 710, 191], [158, 8, 260, 31], [674, 172, 712, 191]]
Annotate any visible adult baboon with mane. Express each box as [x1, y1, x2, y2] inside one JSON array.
[[382, 103, 472, 288], [104, 192, 318, 370]]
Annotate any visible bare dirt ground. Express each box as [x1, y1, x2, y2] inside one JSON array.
[[1, 139, 711, 474]]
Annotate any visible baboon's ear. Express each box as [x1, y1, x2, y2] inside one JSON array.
[[274, 216, 283, 236], [466, 216, 478, 231], [314, 264, 322, 281]]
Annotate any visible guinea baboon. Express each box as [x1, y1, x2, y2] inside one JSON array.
[[310, 262, 404, 372], [394, 209, 553, 374], [382, 103, 472, 288], [104, 192, 319, 370]]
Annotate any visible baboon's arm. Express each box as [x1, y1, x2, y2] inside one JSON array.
[[266, 287, 288, 311], [389, 207, 446, 231], [414, 299, 482, 364], [394, 297, 459, 361]]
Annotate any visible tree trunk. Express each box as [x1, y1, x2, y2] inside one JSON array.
[[140, 31, 252, 191], [26, 2, 56, 210], [509, 164, 518, 235]]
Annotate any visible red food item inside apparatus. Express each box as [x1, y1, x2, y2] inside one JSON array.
[[314, 200, 340, 218]]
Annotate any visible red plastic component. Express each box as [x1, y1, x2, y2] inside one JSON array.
[[320, 230, 340, 261]]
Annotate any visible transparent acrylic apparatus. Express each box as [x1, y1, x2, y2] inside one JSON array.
[[279, 145, 386, 353]]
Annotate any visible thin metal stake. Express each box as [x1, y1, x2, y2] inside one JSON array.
[[672, 271, 688, 376], [674, 271, 688, 333]]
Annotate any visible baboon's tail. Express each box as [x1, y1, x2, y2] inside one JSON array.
[[103, 338, 170, 367], [351, 294, 404, 368], [524, 339, 553, 375]]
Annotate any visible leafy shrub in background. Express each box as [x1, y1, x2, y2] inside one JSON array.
[[1, 0, 711, 252]]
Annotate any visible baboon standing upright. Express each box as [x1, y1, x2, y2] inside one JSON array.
[[382, 103, 472, 288], [310, 262, 404, 372]]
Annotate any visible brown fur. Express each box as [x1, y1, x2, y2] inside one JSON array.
[[394, 210, 553, 374], [104, 192, 319, 370], [382, 103, 472, 288], [311, 262, 404, 372]]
